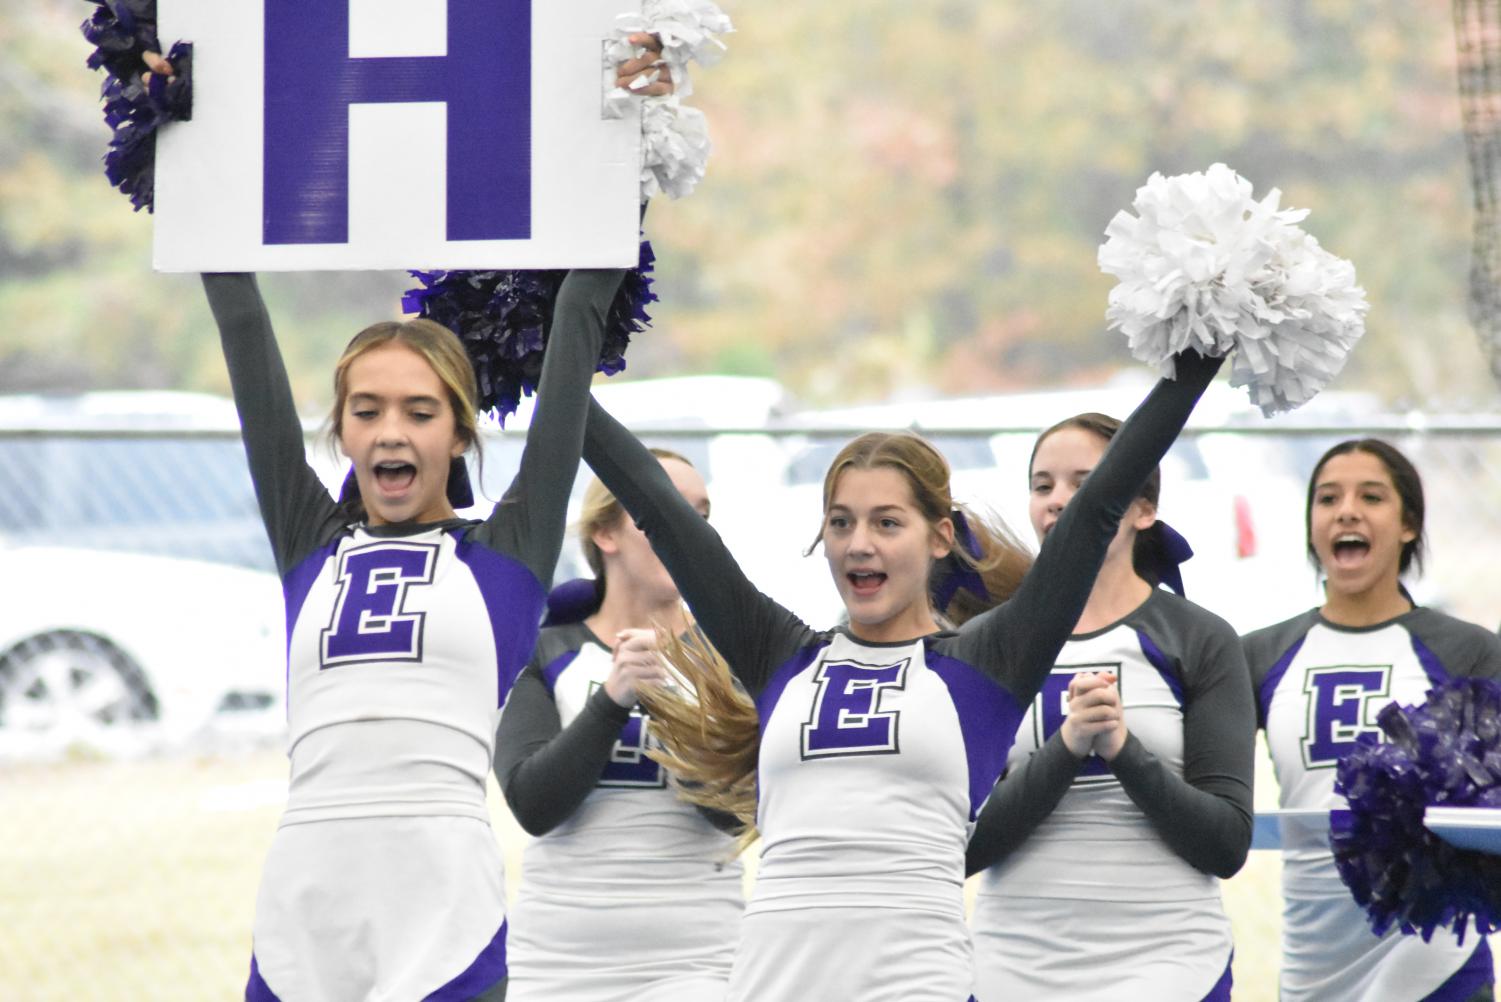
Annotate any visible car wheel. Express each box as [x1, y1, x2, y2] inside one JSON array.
[[0, 631, 159, 750]]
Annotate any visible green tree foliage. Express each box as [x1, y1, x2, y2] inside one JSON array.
[[2, 0, 1492, 408]]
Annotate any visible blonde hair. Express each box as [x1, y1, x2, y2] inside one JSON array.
[[577, 447, 694, 582], [812, 432, 1033, 625], [637, 628, 761, 851], [328, 318, 481, 520]]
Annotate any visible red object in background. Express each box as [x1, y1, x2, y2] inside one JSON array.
[[1234, 495, 1257, 558]]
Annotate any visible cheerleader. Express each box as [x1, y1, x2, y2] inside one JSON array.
[[1242, 438, 1500, 1002], [575, 350, 1224, 1002], [966, 411, 1254, 1001], [493, 450, 743, 1002], [205, 265, 624, 1002]]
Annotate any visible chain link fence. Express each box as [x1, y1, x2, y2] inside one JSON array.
[[1, 419, 1498, 1000]]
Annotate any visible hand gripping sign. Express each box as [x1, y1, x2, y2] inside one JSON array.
[[152, 0, 641, 272]]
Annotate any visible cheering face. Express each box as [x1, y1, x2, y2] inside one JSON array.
[[822, 467, 953, 642], [1029, 427, 1152, 564], [339, 342, 466, 526], [1309, 451, 1416, 601], [594, 457, 710, 604]]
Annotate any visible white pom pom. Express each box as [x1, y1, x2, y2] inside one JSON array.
[[604, 0, 731, 200], [1098, 163, 1369, 415], [640, 97, 711, 200]]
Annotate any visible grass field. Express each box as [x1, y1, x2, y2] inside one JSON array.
[[0, 742, 1484, 1000]]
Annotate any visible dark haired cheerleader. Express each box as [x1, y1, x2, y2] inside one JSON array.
[[967, 411, 1255, 1001], [1242, 439, 1499, 1001]]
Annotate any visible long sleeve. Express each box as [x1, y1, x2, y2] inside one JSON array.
[[202, 273, 342, 576], [493, 666, 633, 836], [472, 270, 625, 584], [1107, 617, 1255, 878], [582, 398, 818, 695], [965, 732, 1084, 875], [950, 352, 1223, 706]]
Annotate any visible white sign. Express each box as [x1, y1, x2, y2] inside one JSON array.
[[153, 0, 641, 272]]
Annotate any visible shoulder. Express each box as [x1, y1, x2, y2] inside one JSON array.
[[1134, 589, 1240, 652], [1403, 607, 1501, 679], [531, 622, 599, 672], [1240, 609, 1321, 671]]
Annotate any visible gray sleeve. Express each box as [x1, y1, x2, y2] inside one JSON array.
[[1241, 611, 1319, 729], [202, 273, 343, 576], [582, 398, 819, 695], [1108, 612, 1255, 879], [949, 351, 1224, 706], [1407, 609, 1501, 681], [472, 270, 626, 584], [493, 665, 633, 837], [965, 732, 1084, 875]]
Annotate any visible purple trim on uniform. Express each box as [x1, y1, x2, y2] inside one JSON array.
[[752, 644, 825, 816], [245, 953, 281, 1002], [540, 649, 580, 694], [1199, 953, 1233, 1002], [926, 646, 1027, 820], [281, 540, 340, 716], [1424, 937, 1494, 1002], [424, 918, 508, 1001], [452, 532, 547, 706], [1409, 634, 1454, 692], [1136, 628, 1185, 707], [1258, 634, 1308, 728], [754, 644, 825, 733]]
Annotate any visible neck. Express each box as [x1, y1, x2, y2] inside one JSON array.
[[1321, 578, 1413, 627], [1073, 554, 1153, 634], [585, 580, 689, 644], [847, 607, 942, 645]]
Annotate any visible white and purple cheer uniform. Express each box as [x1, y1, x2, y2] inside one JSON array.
[[969, 589, 1255, 1001], [1244, 606, 1500, 1002], [495, 622, 744, 1002], [205, 269, 623, 1002]]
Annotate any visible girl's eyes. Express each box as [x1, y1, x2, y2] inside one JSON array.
[[878, 517, 901, 530], [827, 516, 849, 530]]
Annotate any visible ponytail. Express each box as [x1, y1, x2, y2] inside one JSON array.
[[635, 628, 761, 852]]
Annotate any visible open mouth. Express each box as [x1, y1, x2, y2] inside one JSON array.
[[847, 570, 887, 596], [374, 461, 417, 494], [1331, 533, 1370, 567]]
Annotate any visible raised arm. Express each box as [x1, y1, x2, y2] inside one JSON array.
[[952, 352, 1224, 703], [582, 399, 816, 695], [202, 273, 342, 576], [471, 270, 625, 585]]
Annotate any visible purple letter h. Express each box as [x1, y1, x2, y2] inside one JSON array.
[[263, 0, 531, 245]]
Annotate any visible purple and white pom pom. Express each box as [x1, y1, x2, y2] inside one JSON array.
[[82, 2, 192, 212], [402, 242, 658, 422], [1332, 678, 1501, 943], [1098, 164, 1368, 416]]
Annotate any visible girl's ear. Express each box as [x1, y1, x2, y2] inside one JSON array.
[[592, 524, 620, 558], [930, 516, 955, 560], [1130, 498, 1158, 533]]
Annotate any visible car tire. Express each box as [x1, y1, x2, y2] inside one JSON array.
[[0, 631, 159, 745]]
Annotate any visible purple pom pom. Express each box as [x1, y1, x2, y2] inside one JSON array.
[[403, 241, 658, 421], [82, 1, 193, 212], [1332, 677, 1501, 943]]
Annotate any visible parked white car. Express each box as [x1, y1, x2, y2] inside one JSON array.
[[0, 545, 285, 759], [0, 392, 285, 758]]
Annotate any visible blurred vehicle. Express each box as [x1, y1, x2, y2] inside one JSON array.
[[0, 546, 284, 759], [0, 392, 283, 758]]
